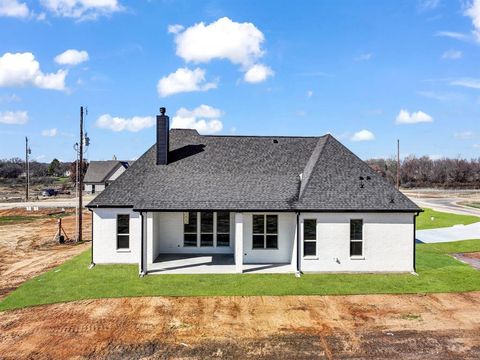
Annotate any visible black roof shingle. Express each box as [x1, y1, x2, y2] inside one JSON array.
[[87, 129, 420, 212]]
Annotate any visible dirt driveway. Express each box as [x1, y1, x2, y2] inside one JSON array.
[[0, 292, 479, 359], [0, 208, 90, 297]]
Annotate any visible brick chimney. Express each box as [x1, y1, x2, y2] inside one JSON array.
[[156, 107, 169, 165]]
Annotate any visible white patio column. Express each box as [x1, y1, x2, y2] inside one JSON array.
[[145, 212, 154, 271], [234, 213, 244, 273]]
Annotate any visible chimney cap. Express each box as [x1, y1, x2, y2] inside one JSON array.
[[159, 107, 166, 116]]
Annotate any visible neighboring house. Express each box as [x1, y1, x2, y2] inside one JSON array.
[[87, 108, 421, 275], [84, 160, 130, 194]]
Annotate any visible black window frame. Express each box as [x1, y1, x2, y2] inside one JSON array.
[[183, 211, 198, 247], [116, 214, 130, 250], [350, 219, 364, 257], [216, 211, 230, 247], [252, 214, 278, 249], [303, 218, 317, 257]]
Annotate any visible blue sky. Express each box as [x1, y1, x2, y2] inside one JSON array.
[[0, 0, 479, 162]]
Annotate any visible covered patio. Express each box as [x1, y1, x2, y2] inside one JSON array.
[[147, 253, 294, 274]]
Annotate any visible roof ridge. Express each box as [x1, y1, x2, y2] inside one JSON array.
[[297, 134, 330, 200]]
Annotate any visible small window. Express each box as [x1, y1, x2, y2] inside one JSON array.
[[252, 214, 278, 249], [216, 211, 230, 246], [303, 219, 317, 257], [91, 184, 95, 194], [350, 219, 363, 257], [117, 214, 130, 249], [184, 211, 197, 247], [200, 211, 214, 247]]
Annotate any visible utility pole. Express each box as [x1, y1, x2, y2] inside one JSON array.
[[396, 139, 400, 189], [78, 106, 84, 242], [25, 137, 30, 201]]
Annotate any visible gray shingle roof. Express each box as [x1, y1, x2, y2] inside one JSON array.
[[87, 129, 420, 212], [83, 160, 128, 184]]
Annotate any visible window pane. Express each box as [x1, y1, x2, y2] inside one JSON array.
[[304, 219, 316, 240], [117, 214, 129, 234], [217, 212, 230, 233], [266, 215, 278, 234], [304, 241, 316, 257], [252, 235, 264, 248], [184, 212, 197, 233], [350, 220, 363, 240], [217, 233, 230, 247], [200, 233, 213, 247], [117, 234, 129, 249], [252, 215, 264, 234], [350, 241, 363, 256], [201, 211, 214, 233], [184, 233, 197, 247], [266, 235, 278, 248]]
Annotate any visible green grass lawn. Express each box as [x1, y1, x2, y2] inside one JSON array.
[[416, 208, 480, 230], [461, 202, 480, 210], [1, 240, 479, 312]]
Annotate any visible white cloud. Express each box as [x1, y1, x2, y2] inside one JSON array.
[[351, 129, 375, 142], [157, 67, 217, 97], [96, 114, 155, 132], [441, 49, 462, 59], [173, 17, 265, 67], [473, 143, 480, 148], [354, 53, 373, 61], [307, 90, 313, 98], [172, 104, 223, 134], [395, 109, 433, 124], [454, 131, 476, 139], [40, 0, 123, 20], [417, 90, 462, 101], [0, 93, 20, 103], [465, 0, 480, 41], [54, 49, 89, 66], [0, 52, 67, 90], [168, 24, 184, 34], [435, 31, 470, 41], [244, 64, 274, 83], [0, 0, 29, 18], [0, 110, 28, 124], [429, 154, 443, 160], [41, 128, 57, 136], [418, 0, 440, 11], [450, 77, 480, 89]]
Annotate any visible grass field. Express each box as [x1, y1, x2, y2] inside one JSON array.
[[1, 240, 479, 311], [416, 208, 480, 230]]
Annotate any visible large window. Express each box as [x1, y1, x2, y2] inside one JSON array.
[[303, 219, 317, 257], [116, 214, 130, 249], [350, 219, 363, 257], [184, 211, 197, 247], [200, 211, 214, 247], [183, 211, 230, 247], [252, 214, 278, 249], [216, 211, 230, 247]]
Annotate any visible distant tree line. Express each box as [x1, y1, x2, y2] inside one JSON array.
[[0, 158, 87, 182], [367, 156, 480, 188]]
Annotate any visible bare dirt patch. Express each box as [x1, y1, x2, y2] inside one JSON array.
[[0, 207, 91, 297], [453, 252, 480, 270], [0, 292, 479, 359]]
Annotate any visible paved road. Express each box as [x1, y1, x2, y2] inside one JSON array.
[[407, 197, 480, 216], [0, 195, 96, 210]]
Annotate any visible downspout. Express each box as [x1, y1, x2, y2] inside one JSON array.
[[88, 208, 95, 269], [140, 212, 145, 277], [413, 212, 419, 273], [296, 212, 301, 277]]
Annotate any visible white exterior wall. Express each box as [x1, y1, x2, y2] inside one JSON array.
[[299, 212, 415, 273], [92, 208, 141, 264], [242, 212, 296, 264], [152, 212, 235, 259]]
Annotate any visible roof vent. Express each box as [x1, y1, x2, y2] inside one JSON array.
[[359, 176, 364, 180], [273, 139, 278, 144], [366, 176, 371, 180]]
